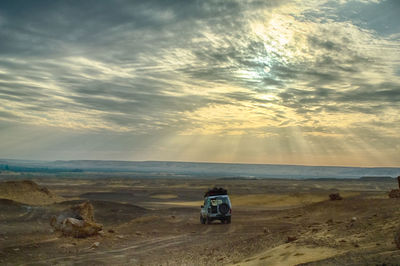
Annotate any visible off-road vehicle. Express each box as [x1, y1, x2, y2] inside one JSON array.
[[200, 187, 231, 224]]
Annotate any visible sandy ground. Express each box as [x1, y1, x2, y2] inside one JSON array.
[[1, 176, 400, 265]]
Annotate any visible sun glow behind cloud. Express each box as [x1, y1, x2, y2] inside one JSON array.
[[0, 0, 399, 166]]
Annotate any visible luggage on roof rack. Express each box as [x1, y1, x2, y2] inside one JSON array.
[[204, 187, 228, 197]]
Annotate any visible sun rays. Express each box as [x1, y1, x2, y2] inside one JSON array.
[[0, 0, 399, 166]]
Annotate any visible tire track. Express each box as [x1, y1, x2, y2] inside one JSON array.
[[31, 234, 191, 265]]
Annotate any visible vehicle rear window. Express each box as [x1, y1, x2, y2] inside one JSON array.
[[210, 197, 229, 206]]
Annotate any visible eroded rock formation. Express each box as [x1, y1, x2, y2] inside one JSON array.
[[51, 201, 102, 238]]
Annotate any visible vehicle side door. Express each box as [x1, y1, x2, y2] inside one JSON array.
[[201, 198, 208, 217]]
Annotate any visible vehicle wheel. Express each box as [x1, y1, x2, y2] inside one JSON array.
[[200, 215, 205, 224], [219, 203, 229, 215], [226, 216, 231, 224]]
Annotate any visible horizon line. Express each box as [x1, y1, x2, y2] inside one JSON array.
[[1, 157, 399, 169]]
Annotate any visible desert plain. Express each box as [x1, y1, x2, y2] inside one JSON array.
[[1, 174, 400, 265]]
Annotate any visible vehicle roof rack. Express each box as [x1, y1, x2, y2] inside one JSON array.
[[204, 187, 228, 197]]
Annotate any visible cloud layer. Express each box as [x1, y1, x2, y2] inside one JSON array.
[[0, 0, 399, 166]]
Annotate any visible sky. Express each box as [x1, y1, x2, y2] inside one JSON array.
[[0, 0, 399, 167]]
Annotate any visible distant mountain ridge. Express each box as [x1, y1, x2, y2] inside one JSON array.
[[0, 159, 399, 179]]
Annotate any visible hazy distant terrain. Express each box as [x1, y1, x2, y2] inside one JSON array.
[[0, 159, 399, 179]]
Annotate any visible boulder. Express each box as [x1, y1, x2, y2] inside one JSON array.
[[70, 201, 95, 222], [61, 218, 102, 238], [51, 201, 102, 238], [329, 193, 343, 201]]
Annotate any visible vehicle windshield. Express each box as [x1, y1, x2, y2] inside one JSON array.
[[210, 197, 229, 206]]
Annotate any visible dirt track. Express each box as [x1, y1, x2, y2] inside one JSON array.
[[1, 177, 400, 265]]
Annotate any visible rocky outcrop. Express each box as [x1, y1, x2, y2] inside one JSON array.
[[51, 201, 102, 238], [59, 218, 102, 238], [70, 201, 95, 222], [0, 180, 63, 205]]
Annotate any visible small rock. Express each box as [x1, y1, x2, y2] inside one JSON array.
[[108, 229, 115, 233], [351, 217, 357, 222], [329, 193, 343, 200], [116, 235, 124, 239], [287, 236, 297, 243], [326, 219, 333, 224], [60, 243, 75, 249], [135, 231, 142, 236], [171, 215, 175, 219], [13, 248, 20, 251], [91, 242, 100, 248]]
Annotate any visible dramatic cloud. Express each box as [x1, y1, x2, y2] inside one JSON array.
[[0, 0, 399, 166]]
